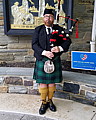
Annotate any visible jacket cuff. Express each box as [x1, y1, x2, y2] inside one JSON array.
[[59, 46, 64, 52], [42, 50, 47, 56]]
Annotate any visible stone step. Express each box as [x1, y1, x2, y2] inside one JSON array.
[[0, 49, 28, 53], [0, 49, 34, 62]]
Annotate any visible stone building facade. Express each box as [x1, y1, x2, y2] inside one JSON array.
[[0, 0, 95, 63], [0, 0, 96, 107]]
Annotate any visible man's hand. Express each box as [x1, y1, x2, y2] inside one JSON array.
[[51, 46, 60, 53], [44, 51, 54, 59]]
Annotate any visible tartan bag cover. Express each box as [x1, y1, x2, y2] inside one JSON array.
[[33, 57, 63, 84]]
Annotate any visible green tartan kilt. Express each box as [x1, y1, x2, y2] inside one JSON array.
[[33, 57, 63, 84]]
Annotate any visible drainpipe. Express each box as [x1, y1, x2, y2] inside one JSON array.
[[90, 0, 96, 52]]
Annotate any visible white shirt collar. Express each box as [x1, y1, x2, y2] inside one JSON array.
[[45, 26, 52, 34]]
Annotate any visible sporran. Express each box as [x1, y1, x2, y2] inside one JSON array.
[[44, 60, 55, 73]]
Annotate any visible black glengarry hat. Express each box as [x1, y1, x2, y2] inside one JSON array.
[[43, 9, 54, 16]]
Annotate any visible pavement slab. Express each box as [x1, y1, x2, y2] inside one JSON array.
[[92, 113, 96, 120], [0, 93, 96, 120], [0, 112, 23, 120], [0, 111, 53, 120]]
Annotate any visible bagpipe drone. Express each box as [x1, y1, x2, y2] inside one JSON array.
[[49, 0, 79, 48]]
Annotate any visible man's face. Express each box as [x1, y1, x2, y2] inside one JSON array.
[[43, 14, 54, 27]]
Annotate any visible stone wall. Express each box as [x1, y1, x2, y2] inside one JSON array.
[[0, 0, 94, 63], [0, 0, 34, 63], [72, 0, 94, 51], [0, 75, 96, 106]]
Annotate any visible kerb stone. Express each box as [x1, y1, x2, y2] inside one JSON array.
[[0, 86, 8, 93], [4, 77, 23, 85], [9, 85, 27, 94]]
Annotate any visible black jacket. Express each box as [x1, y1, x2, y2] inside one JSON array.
[[32, 24, 71, 60]]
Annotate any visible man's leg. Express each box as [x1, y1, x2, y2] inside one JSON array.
[[48, 84, 56, 112], [39, 84, 48, 115]]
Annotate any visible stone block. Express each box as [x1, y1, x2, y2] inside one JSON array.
[[0, 32, 4, 36], [0, 86, 8, 93], [80, 89, 86, 95], [9, 85, 27, 94], [0, 26, 4, 30], [27, 49, 34, 55], [0, 36, 18, 44], [4, 77, 23, 85], [33, 81, 39, 90], [93, 89, 96, 92], [86, 5, 94, 10], [23, 76, 33, 80], [0, 2, 3, 12], [56, 84, 63, 91], [0, 20, 3, 26], [28, 89, 39, 95], [70, 94, 94, 106], [63, 82, 80, 94], [54, 90, 70, 99], [13, 56, 25, 62], [0, 53, 14, 61], [86, 91, 96, 101], [0, 16, 3, 20], [86, 84, 96, 89], [0, 77, 4, 84], [80, 85, 93, 91], [7, 43, 31, 49], [13, 51, 28, 56], [74, 4, 86, 14], [0, 13, 3, 16], [24, 55, 35, 62], [24, 80, 33, 86], [18, 36, 32, 43]]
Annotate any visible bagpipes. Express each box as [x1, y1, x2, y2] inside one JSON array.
[[49, 0, 79, 48]]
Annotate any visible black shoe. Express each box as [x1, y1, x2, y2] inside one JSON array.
[[39, 103, 48, 115], [48, 99, 56, 112]]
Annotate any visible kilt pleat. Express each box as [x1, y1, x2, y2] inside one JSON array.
[[33, 57, 63, 84]]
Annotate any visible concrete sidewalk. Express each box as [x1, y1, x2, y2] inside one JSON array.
[[0, 93, 96, 120]]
